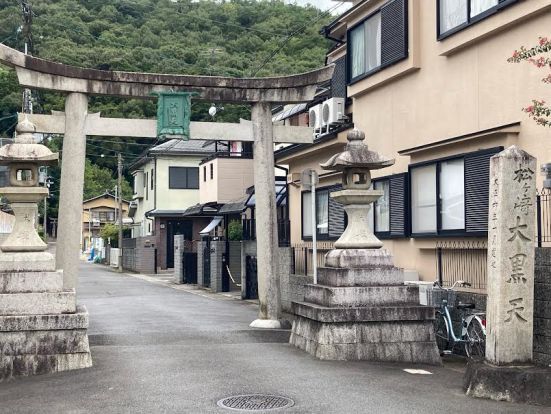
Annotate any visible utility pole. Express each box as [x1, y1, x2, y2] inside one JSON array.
[[117, 153, 123, 273], [20, 0, 33, 114]]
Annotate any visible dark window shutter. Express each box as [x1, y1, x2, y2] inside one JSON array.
[[328, 184, 345, 239], [389, 174, 408, 237], [464, 148, 502, 234], [381, 0, 408, 67], [331, 56, 347, 99]]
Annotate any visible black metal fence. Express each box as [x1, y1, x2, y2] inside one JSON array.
[[242, 219, 290, 247], [435, 241, 487, 291], [536, 188, 551, 247]]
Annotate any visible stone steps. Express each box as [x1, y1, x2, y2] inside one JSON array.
[[317, 266, 404, 287], [304, 284, 419, 307], [0, 352, 92, 381], [292, 301, 435, 323], [290, 328, 441, 364], [0, 271, 63, 293], [0, 291, 76, 316]]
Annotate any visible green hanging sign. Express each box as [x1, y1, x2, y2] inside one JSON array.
[[153, 92, 197, 140]]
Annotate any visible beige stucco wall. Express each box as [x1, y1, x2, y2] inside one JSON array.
[[131, 154, 205, 237], [200, 157, 254, 204], [280, 0, 551, 283]]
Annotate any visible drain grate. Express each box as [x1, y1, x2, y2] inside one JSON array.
[[217, 394, 294, 411]]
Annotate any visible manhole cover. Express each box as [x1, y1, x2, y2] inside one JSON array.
[[217, 394, 294, 411]]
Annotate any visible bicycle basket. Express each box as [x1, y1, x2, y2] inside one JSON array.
[[427, 288, 457, 307]]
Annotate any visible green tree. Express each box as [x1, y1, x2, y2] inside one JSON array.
[[84, 159, 132, 201]]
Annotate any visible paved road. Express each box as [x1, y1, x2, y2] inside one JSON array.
[[0, 263, 546, 413]]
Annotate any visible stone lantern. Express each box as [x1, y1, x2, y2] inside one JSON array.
[[0, 117, 57, 255], [0, 117, 91, 381], [289, 128, 440, 364], [320, 128, 393, 250]]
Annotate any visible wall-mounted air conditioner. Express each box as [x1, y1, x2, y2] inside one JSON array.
[[286, 172, 301, 186], [308, 104, 322, 131], [321, 97, 345, 128]]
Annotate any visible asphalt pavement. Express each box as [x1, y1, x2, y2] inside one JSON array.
[[0, 262, 547, 414]]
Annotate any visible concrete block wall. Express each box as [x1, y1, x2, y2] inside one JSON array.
[[209, 241, 224, 293], [173, 235, 185, 284]]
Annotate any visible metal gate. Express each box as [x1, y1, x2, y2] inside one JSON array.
[[182, 240, 198, 284], [245, 255, 258, 300], [203, 238, 211, 287]]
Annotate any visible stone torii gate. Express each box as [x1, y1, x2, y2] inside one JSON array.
[[0, 43, 334, 328]]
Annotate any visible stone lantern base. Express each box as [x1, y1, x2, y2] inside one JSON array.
[[0, 253, 92, 381], [290, 249, 441, 364]]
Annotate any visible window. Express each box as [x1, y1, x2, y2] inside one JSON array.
[[411, 165, 437, 233], [374, 180, 390, 232], [347, 0, 407, 83], [411, 161, 465, 234], [438, 0, 518, 39], [368, 174, 408, 238], [203, 166, 206, 182], [301, 189, 330, 238], [409, 147, 502, 236], [169, 167, 199, 189], [210, 163, 213, 180], [145, 172, 148, 200], [151, 169, 154, 190]]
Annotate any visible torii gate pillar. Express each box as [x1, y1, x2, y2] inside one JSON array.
[[56, 92, 88, 289], [250, 102, 281, 327]]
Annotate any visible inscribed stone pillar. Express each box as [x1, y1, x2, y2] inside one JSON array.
[[486, 146, 536, 365], [250, 102, 281, 327], [56, 93, 88, 290]]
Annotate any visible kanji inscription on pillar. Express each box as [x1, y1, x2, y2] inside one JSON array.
[[486, 146, 536, 365]]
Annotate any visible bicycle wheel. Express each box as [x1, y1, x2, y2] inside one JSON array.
[[465, 317, 486, 359], [434, 311, 449, 354]]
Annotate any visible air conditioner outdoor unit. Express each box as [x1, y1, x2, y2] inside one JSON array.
[[308, 104, 322, 131], [286, 172, 301, 185], [321, 97, 345, 128]]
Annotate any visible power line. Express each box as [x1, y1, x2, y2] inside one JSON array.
[[250, 1, 345, 76]]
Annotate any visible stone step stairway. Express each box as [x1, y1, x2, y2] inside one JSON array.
[[0, 256, 92, 381], [289, 249, 441, 364]]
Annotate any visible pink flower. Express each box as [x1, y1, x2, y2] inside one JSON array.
[[539, 37, 549, 46], [525, 106, 534, 113]]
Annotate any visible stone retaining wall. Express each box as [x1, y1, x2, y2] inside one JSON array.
[[534, 248, 551, 366]]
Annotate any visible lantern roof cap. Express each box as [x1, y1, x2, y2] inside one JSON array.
[[320, 128, 394, 171], [0, 117, 58, 165]]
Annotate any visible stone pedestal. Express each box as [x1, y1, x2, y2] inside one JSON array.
[[0, 254, 92, 381], [290, 249, 441, 364]]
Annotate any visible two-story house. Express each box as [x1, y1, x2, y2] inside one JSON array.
[[129, 139, 216, 269], [276, 0, 551, 289], [81, 192, 130, 253]]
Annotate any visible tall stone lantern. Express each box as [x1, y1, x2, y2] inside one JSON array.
[[0, 117, 57, 256], [0, 117, 92, 381], [289, 129, 441, 364]]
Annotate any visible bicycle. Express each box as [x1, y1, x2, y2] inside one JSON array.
[[429, 280, 486, 358]]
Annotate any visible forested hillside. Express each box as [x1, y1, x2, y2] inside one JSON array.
[[0, 0, 333, 209]]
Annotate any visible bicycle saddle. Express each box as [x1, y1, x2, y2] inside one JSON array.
[[456, 302, 476, 309]]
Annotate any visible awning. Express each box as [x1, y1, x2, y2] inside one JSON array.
[[246, 181, 287, 208], [200, 216, 223, 235]]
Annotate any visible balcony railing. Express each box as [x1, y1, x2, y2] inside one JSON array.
[[242, 218, 290, 247]]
